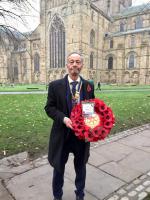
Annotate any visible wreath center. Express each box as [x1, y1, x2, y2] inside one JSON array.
[[84, 114, 100, 129]]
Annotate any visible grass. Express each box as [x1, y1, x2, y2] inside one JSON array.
[[0, 89, 150, 159], [0, 94, 51, 159], [96, 91, 150, 134], [0, 84, 47, 92]]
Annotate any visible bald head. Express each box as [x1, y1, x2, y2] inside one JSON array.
[[67, 52, 83, 64], [66, 52, 83, 80]]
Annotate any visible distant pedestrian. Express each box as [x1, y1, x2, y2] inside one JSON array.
[[97, 81, 101, 90]]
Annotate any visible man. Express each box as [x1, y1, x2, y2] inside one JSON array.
[[97, 81, 101, 90], [45, 52, 95, 200]]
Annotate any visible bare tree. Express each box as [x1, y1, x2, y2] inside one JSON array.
[[0, 0, 38, 45]]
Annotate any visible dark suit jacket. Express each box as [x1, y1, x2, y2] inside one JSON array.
[[45, 75, 95, 172]]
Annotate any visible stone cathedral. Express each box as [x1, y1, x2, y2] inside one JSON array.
[[0, 0, 150, 85]]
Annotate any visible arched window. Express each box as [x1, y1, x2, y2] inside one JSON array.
[[128, 53, 135, 68], [14, 43, 19, 51], [34, 53, 40, 72], [135, 16, 143, 29], [14, 61, 18, 80], [108, 56, 113, 69], [90, 29, 95, 48], [130, 35, 135, 47], [71, 1, 75, 14], [90, 52, 94, 69], [49, 15, 65, 68], [23, 59, 27, 76], [91, 11, 94, 21], [120, 22, 125, 32], [110, 39, 113, 48]]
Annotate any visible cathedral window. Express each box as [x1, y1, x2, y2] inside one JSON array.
[[91, 11, 94, 21], [135, 16, 143, 29], [108, 56, 113, 70], [90, 52, 94, 69], [119, 0, 125, 12], [120, 22, 125, 32], [90, 29, 95, 48], [130, 35, 135, 47], [49, 15, 65, 68], [110, 39, 113, 48], [23, 59, 27, 76], [128, 53, 135, 69], [34, 53, 40, 72], [14, 61, 18, 80], [14, 43, 19, 51]]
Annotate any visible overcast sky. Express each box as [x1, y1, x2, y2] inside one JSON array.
[[0, 0, 150, 33], [133, 0, 150, 5]]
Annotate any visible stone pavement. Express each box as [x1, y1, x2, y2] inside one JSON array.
[[1, 124, 150, 200]]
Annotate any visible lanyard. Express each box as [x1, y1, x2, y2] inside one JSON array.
[[71, 81, 82, 101]]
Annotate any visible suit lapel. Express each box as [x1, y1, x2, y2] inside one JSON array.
[[81, 79, 89, 100], [61, 76, 92, 114], [60, 75, 68, 109], [61, 75, 72, 115]]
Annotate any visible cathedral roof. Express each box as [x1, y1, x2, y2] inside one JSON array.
[[107, 27, 150, 38], [114, 3, 150, 19], [0, 27, 23, 39]]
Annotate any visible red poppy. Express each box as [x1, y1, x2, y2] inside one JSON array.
[[104, 121, 113, 129], [104, 114, 113, 122], [87, 84, 92, 92], [99, 128, 110, 140]]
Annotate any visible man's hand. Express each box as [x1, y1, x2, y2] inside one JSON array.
[[63, 117, 73, 129]]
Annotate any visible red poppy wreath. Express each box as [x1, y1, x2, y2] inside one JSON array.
[[70, 98, 115, 142]]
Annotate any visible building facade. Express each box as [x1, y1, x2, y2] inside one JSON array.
[[0, 0, 150, 85]]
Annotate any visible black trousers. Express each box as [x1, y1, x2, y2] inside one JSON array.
[[52, 133, 87, 198]]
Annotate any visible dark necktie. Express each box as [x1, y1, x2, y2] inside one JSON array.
[[71, 81, 78, 96]]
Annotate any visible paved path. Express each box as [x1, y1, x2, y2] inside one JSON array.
[[1, 124, 150, 200], [99, 89, 150, 93], [0, 91, 47, 95], [0, 87, 150, 95]]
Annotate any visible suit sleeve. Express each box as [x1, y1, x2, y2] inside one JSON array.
[[44, 82, 66, 124]]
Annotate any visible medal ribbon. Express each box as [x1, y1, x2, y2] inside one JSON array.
[[71, 81, 78, 96], [70, 81, 82, 107]]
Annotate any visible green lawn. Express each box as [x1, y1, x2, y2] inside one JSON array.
[[0, 84, 47, 92], [96, 91, 150, 134], [0, 94, 51, 159], [0, 90, 150, 159]]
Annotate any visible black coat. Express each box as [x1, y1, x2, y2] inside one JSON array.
[[45, 75, 95, 172]]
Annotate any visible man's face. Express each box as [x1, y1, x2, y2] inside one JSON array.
[[67, 54, 83, 77]]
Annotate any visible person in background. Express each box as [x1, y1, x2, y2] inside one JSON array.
[[97, 81, 101, 90]]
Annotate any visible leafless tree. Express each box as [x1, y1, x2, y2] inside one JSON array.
[[0, 0, 37, 46]]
